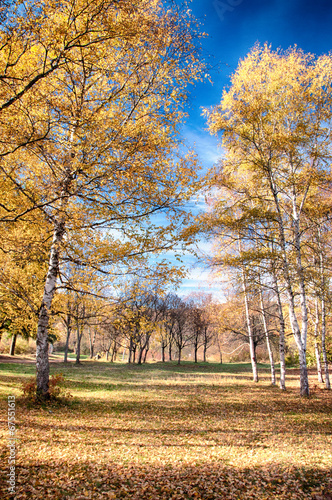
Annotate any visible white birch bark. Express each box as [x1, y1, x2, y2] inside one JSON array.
[[259, 285, 276, 385], [270, 266, 286, 390], [321, 295, 331, 390], [241, 266, 258, 382], [36, 219, 65, 396], [291, 190, 310, 395], [318, 228, 331, 390], [36, 145, 74, 395], [314, 297, 324, 384], [267, 170, 309, 395]]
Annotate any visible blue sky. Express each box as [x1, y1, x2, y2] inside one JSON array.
[[175, 0, 332, 299]]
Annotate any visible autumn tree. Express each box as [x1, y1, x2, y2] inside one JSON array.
[[205, 45, 332, 396], [0, 0, 204, 397], [186, 293, 215, 363], [0, 204, 51, 354]]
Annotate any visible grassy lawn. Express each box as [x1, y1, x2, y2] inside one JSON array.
[[0, 359, 331, 499]]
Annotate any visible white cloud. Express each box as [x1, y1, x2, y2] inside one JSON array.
[[181, 124, 225, 172]]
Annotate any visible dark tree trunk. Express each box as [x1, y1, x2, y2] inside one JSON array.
[[9, 334, 17, 356], [88, 328, 97, 359], [203, 343, 207, 363], [194, 341, 198, 363], [111, 342, 118, 362], [130, 337, 137, 364], [75, 326, 83, 365], [177, 347, 182, 365], [138, 347, 144, 365], [143, 344, 149, 363], [128, 343, 132, 363], [64, 315, 71, 363]]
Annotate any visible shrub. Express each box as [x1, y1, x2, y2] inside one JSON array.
[[285, 352, 299, 367], [21, 373, 72, 404]]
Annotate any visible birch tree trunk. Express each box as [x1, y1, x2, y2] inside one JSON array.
[[259, 286, 276, 385], [36, 129, 74, 396], [318, 229, 331, 390], [36, 218, 65, 396], [321, 295, 331, 390], [292, 194, 310, 396], [271, 267, 286, 390], [268, 173, 309, 395], [241, 266, 258, 382], [314, 297, 324, 383]]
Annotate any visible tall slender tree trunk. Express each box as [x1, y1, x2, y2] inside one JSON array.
[[143, 343, 149, 363], [194, 340, 198, 363], [128, 338, 133, 364], [9, 334, 17, 356], [75, 325, 83, 365], [111, 342, 118, 362], [203, 339, 207, 363], [168, 341, 172, 361], [177, 346, 182, 365], [271, 267, 286, 391], [314, 297, 324, 383], [240, 265, 258, 382], [292, 207, 309, 396], [138, 346, 144, 365], [64, 312, 72, 363], [161, 342, 165, 362], [88, 327, 97, 359], [36, 219, 66, 397], [318, 230, 331, 390], [268, 176, 309, 395], [138, 334, 149, 364], [321, 295, 331, 390], [259, 286, 276, 385]]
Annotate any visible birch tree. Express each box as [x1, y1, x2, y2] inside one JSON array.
[[1, 0, 204, 398], [205, 45, 332, 396]]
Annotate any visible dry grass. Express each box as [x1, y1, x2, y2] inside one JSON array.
[[0, 360, 331, 499]]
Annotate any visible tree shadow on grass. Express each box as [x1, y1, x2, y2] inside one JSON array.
[[1, 459, 331, 499]]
